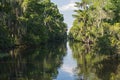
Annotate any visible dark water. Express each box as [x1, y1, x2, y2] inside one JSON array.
[[0, 42, 120, 80]]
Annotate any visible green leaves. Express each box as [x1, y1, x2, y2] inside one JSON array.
[[69, 0, 120, 55], [21, 0, 67, 45], [0, 0, 67, 49]]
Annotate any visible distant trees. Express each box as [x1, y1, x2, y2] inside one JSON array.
[[0, 0, 67, 49]]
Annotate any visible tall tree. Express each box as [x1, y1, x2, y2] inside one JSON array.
[[69, 0, 120, 55], [0, 0, 67, 49]]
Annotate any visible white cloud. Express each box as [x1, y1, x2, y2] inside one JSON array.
[[59, 1, 77, 11], [61, 64, 76, 76]]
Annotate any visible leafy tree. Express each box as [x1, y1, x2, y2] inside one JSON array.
[[0, 22, 13, 49], [0, 0, 67, 49], [69, 0, 120, 55]]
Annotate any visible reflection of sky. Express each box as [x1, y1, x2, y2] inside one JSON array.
[[50, 0, 80, 78], [51, 0, 79, 30], [55, 42, 77, 80]]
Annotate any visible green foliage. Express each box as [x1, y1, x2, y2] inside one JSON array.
[[0, 0, 67, 49], [94, 23, 120, 55], [20, 0, 67, 45], [69, 0, 120, 55], [109, 0, 120, 23], [0, 27, 13, 49], [0, 21, 13, 50]]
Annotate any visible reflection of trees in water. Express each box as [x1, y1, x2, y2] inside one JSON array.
[[94, 34, 119, 55], [69, 41, 120, 80], [94, 57, 120, 80], [0, 42, 67, 80]]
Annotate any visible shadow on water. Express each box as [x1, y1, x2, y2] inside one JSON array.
[[0, 42, 67, 80], [69, 41, 120, 80]]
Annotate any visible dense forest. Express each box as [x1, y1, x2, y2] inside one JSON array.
[[0, 0, 120, 79], [0, 0, 67, 50], [69, 0, 120, 55], [69, 0, 120, 79]]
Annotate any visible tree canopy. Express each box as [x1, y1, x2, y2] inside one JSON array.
[[0, 0, 67, 49], [69, 0, 120, 55]]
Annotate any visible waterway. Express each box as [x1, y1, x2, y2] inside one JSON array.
[[0, 41, 120, 80]]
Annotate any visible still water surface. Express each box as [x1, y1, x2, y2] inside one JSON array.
[[0, 42, 120, 80], [56, 42, 77, 80]]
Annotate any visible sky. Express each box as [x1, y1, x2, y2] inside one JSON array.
[[51, 0, 79, 30]]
